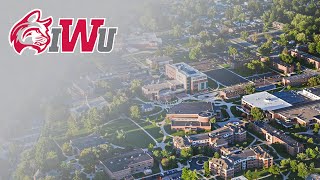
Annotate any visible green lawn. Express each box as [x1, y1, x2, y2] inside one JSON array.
[[137, 120, 164, 143], [101, 119, 155, 148], [221, 109, 230, 119]]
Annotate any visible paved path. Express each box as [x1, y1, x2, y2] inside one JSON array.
[[125, 116, 158, 145]]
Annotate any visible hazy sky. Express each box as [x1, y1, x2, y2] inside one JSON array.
[[0, 0, 144, 138]]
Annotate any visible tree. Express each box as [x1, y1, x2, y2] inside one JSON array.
[[252, 32, 258, 43], [204, 161, 210, 177], [307, 137, 314, 144], [308, 76, 320, 87], [297, 153, 307, 160], [241, 31, 249, 40], [148, 143, 154, 151], [269, 165, 280, 175], [161, 158, 170, 167], [210, 117, 216, 124], [251, 107, 264, 121], [130, 105, 141, 120], [73, 171, 84, 180], [297, 162, 309, 178], [313, 123, 319, 134], [257, 42, 272, 56], [290, 160, 298, 172], [66, 117, 79, 137], [189, 45, 202, 60], [308, 42, 316, 54], [173, 25, 182, 37], [296, 33, 307, 43], [181, 168, 198, 180], [245, 170, 253, 180], [115, 129, 126, 141], [280, 159, 290, 168], [46, 151, 59, 170], [180, 148, 193, 160], [214, 152, 220, 158], [62, 142, 73, 156], [316, 42, 320, 54], [228, 46, 238, 61], [296, 62, 301, 73], [245, 84, 255, 94], [130, 79, 142, 95]]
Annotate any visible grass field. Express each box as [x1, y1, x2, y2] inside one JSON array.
[[136, 120, 164, 143], [101, 119, 155, 148]]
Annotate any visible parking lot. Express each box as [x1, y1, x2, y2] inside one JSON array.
[[204, 68, 249, 86]]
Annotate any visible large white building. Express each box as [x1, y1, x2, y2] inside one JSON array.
[[242, 92, 292, 112]]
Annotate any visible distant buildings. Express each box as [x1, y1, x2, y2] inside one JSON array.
[[209, 145, 273, 179], [70, 96, 109, 119], [141, 80, 184, 101], [70, 134, 108, 155], [219, 83, 252, 99], [252, 122, 304, 156], [125, 33, 162, 52], [282, 71, 319, 86], [100, 149, 154, 180], [291, 50, 320, 70], [173, 123, 246, 150], [166, 63, 208, 94], [167, 102, 214, 132], [146, 56, 173, 69], [267, 55, 295, 74]]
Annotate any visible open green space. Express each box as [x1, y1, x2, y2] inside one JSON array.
[[101, 119, 155, 148], [137, 120, 164, 142]]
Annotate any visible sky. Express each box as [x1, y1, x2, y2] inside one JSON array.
[[0, 0, 144, 139]]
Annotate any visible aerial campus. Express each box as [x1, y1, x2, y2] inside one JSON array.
[[4, 0, 320, 180]]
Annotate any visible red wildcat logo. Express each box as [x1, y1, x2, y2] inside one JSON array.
[[9, 9, 117, 55], [9, 9, 52, 55]]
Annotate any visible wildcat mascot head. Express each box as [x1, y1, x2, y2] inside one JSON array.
[[9, 9, 53, 55]]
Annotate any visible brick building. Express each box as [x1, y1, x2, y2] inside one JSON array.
[[209, 146, 273, 179], [101, 149, 154, 180], [252, 122, 304, 156], [165, 63, 208, 94]]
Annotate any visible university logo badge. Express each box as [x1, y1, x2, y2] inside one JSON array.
[[9, 9, 117, 55]]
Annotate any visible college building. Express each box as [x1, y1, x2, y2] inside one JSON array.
[[166, 62, 208, 94], [252, 122, 304, 156], [167, 102, 215, 132], [101, 149, 154, 180], [141, 80, 184, 101], [209, 145, 273, 179], [173, 123, 246, 151]]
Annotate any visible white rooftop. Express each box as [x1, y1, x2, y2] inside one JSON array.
[[242, 92, 292, 111]]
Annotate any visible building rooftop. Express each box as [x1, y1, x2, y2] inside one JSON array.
[[272, 100, 320, 123], [171, 120, 211, 127], [168, 102, 213, 114], [242, 91, 292, 111], [304, 87, 320, 97], [142, 80, 182, 92], [272, 91, 307, 105], [255, 122, 303, 147], [231, 175, 248, 180], [187, 133, 210, 141], [171, 62, 207, 78], [102, 149, 153, 173]]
